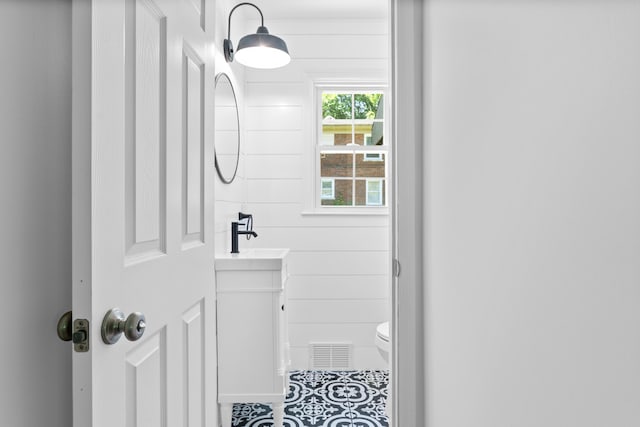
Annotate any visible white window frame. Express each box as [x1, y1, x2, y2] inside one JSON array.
[[366, 179, 383, 206], [308, 83, 389, 213], [364, 134, 383, 161], [320, 178, 335, 200]]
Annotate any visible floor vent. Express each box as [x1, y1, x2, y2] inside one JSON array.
[[309, 342, 352, 370]]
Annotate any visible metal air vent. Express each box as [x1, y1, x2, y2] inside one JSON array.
[[309, 342, 352, 370]]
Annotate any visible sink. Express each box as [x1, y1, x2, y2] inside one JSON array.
[[215, 248, 289, 271]]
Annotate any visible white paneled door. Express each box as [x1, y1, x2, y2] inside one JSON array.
[[71, 1, 215, 426]]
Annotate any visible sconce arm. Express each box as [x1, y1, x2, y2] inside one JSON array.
[[227, 2, 265, 41]]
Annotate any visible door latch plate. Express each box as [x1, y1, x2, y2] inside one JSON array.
[[73, 319, 89, 352]]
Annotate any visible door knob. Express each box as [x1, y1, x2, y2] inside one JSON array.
[[101, 308, 146, 344], [57, 311, 73, 341], [57, 311, 90, 352]]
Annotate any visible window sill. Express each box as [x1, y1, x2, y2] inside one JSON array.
[[301, 207, 389, 217]]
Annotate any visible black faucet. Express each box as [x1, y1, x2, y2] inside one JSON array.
[[231, 212, 258, 253]]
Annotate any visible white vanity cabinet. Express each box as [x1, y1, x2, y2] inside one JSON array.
[[215, 249, 290, 427]]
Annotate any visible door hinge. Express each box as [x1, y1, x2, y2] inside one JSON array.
[[393, 258, 401, 277]]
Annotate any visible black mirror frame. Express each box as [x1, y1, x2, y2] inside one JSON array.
[[214, 72, 240, 184]]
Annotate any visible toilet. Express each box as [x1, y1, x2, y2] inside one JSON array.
[[375, 321, 390, 362], [375, 321, 392, 418]]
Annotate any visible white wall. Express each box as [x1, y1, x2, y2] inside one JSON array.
[[214, 0, 248, 254], [242, 18, 390, 369], [0, 1, 72, 426], [423, 0, 640, 425]]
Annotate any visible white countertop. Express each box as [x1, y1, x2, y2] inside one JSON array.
[[215, 248, 289, 271]]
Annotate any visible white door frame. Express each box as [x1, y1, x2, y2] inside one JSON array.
[[390, 0, 426, 425]]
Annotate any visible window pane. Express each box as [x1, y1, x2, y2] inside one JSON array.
[[322, 93, 354, 145], [321, 179, 353, 206], [370, 120, 384, 146], [321, 179, 334, 199], [320, 152, 353, 178], [322, 93, 352, 119], [356, 153, 385, 177], [322, 125, 353, 146], [355, 180, 368, 206], [354, 93, 382, 119], [354, 179, 385, 206], [368, 188, 382, 205], [351, 122, 373, 146]]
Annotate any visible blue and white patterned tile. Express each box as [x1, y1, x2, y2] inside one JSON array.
[[285, 375, 313, 403], [348, 395, 389, 427], [242, 415, 307, 427], [320, 379, 373, 405], [348, 370, 389, 391], [232, 403, 271, 426], [231, 370, 389, 427], [290, 370, 348, 389], [286, 395, 352, 426], [341, 370, 389, 427], [350, 417, 389, 427]]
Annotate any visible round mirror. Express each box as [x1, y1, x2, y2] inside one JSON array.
[[214, 72, 240, 184]]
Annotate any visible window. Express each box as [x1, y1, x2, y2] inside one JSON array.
[[316, 87, 387, 208], [364, 135, 382, 161], [366, 179, 383, 205], [321, 178, 335, 200]]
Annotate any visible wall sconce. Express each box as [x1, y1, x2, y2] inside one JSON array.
[[224, 2, 290, 69]]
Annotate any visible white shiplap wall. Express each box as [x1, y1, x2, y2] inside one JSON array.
[[241, 18, 390, 369], [214, 0, 248, 254]]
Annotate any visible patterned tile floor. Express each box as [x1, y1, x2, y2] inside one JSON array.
[[232, 370, 389, 427]]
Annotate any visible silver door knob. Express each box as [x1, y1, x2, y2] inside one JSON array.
[[101, 308, 147, 344]]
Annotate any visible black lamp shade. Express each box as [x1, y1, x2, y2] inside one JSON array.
[[234, 26, 290, 69]]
